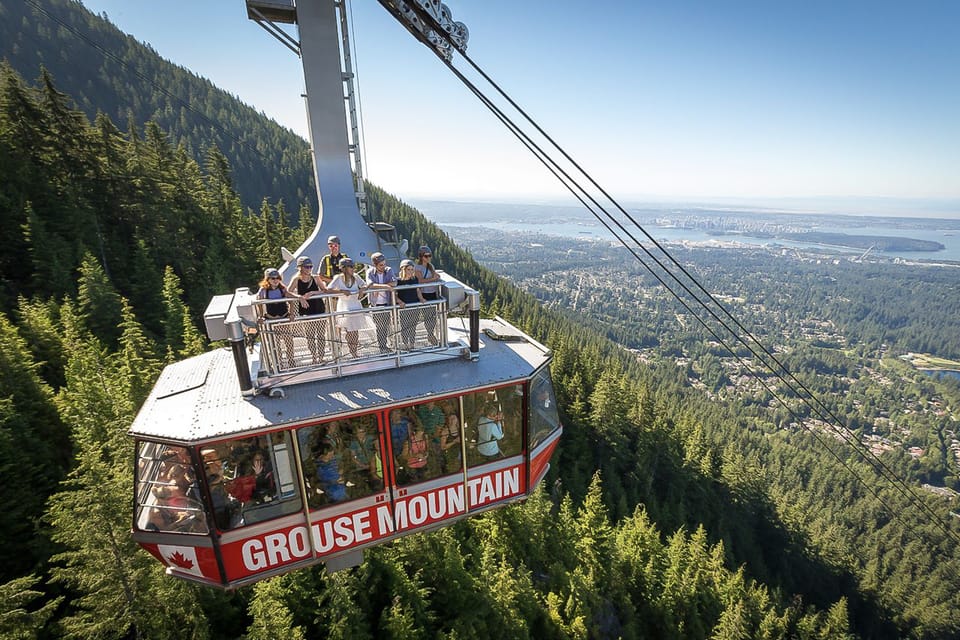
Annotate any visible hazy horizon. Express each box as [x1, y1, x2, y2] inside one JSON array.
[[411, 195, 960, 221]]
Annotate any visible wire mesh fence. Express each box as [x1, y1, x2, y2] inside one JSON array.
[[258, 300, 446, 375]]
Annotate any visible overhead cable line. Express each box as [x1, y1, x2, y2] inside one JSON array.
[[443, 46, 939, 548], [379, 0, 960, 547]]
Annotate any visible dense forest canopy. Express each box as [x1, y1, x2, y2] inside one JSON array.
[[0, 0, 316, 213], [0, 3, 958, 639]]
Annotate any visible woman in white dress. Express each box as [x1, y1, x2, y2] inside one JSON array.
[[326, 257, 372, 357]]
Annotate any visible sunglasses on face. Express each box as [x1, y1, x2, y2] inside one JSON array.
[[300, 264, 312, 269], [268, 276, 280, 281]]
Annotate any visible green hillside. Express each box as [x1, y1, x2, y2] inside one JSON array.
[[1, 5, 958, 638], [0, 0, 316, 213]]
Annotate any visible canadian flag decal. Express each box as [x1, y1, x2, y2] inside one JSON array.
[[157, 545, 203, 577]]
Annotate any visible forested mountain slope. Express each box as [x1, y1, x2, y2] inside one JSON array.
[[2, 9, 957, 637], [0, 0, 315, 213], [0, 62, 879, 639]]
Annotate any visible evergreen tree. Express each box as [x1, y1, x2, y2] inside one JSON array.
[[160, 266, 205, 360], [46, 302, 207, 639], [245, 577, 306, 640], [0, 312, 69, 580], [76, 252, 122, 347], [0, 574, 61, 640]]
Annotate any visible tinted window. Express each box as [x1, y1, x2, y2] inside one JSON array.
[[464, 385, 523, 467], [135, 442, 208, 534], [298, 416, 385, 507], [199, 432, 302, 531], [528, 369, 560, 449], [392, 399, 458, 487]]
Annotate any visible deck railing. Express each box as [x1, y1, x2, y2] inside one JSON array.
[[253, 286, 448, 376]]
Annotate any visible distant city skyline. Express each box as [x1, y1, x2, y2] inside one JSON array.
[[77, 1, 959, 217]]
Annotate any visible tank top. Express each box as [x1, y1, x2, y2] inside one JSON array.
[[396, 276, 420, 304], [261, 286, 288, 318], [294, 276, 325, 315]]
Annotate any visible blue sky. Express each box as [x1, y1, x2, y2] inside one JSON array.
[[77, 1, 959, 216]]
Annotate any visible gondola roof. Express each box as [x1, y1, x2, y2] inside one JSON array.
[[130, 317, 550, 442]]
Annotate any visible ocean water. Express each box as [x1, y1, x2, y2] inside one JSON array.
[[438, 219, 960, 262]]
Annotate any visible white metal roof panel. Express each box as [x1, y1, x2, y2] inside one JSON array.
[[130, 318, 550, 443]]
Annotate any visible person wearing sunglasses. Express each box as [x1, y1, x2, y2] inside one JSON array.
[[288, 255, 328, 364], [395, 259, 426, 349], [415, 246, 442, 345], [256, 267, 298, 366]]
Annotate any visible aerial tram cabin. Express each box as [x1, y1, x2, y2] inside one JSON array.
[[128, 0, 562, 589]]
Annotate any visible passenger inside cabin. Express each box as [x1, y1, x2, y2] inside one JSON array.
[[529, 379, 559, 448], [227, 440, 275, 504], [249, 449, 276, 503], [416, 400, 444, 463], [322, 420, 344, 451], [149, 480, 205, 534], [402, 421, 431, 483], [389, 408, 411, 455], [146, 447, 206, 533], [202, 447, 241, 530], [416, 400, 444, 440], [314, 440, 347, 503], [157, 448, 192, 487], [476, 404, 504, 459], [439, 406, 462, 473], [347, 419, 381, 495]]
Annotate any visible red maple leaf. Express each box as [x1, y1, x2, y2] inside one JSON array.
[[167, 551, 194, 570]]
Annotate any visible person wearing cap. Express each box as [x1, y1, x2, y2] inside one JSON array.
[[318, 235, 350, 285], [395, 258, 426, 349], [326, 256, 372, 358], [256, 267, 299, 366], [288, 255, 328, 364], [365, 252, 397, 352], [415, 245, 442, 346], [318, 235, 350, 313]]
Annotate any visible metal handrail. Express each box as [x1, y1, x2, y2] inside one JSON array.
[[254, 287, 449, 376]]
